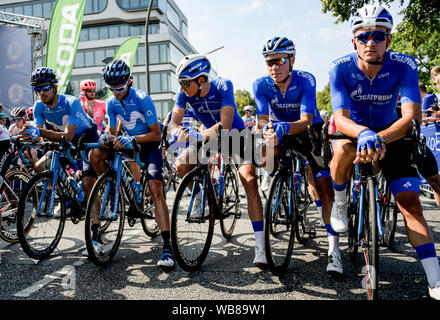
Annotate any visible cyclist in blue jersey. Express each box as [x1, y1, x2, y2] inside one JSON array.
[[167, 54, 267, 267], [253, 36, 338, 276], [21, 67, 99, 215], [420, 82, 439, 119], [329, 4, 440, 299], [89, 59, 174, 268]]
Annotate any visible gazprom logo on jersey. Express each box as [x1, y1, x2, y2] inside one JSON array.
[[297, 71, 315, 87], [329, 56, 351, 72], [389, 52, 417, 70], [350, 84, 393, 103], [75, 112, 93, 129]]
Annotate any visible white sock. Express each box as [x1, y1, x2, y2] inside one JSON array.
[[328, 236, 340, 256], [421, 257, 440, 288], [255, 231, 264, 248], [334, 189, 347, 203]]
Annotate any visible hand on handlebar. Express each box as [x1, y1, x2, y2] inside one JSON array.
[[354, 129, 386, 164]]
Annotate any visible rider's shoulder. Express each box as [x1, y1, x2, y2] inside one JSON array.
[[329, 52, 356, 73], [386, 51, 418, 71], [253, 75, 274, 89], [294, 70, 316, 88], [212, 78, 234, 92]]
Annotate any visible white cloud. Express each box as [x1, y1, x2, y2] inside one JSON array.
[[236, 0, 263, 16]]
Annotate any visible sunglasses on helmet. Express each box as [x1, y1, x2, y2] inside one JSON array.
[[106, 83, 127, 92], [265, 57, 288, 67], [33, 84, 53, 93], [354, 30, 390, 44]]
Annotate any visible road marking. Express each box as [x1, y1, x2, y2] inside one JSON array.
[[14, 265, 76, 297]]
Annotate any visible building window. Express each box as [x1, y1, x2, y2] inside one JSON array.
[[170, 43, 184, 67], [166, 2, 180, 31], [0, 0, 107, 18], [182, 21, 188, 39], [116, 0, 165, 11], [79, 22, 160, 43]]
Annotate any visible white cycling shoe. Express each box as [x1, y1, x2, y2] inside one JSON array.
[[428, 281, 440, 300], [326, 252, 343, 277], [253, 244, 267, 268]]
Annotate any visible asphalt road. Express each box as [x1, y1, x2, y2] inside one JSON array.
[[1, 187, 439, 308]]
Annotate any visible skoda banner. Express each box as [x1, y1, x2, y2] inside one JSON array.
[[46, 0, 86, 94], [106, 37, 142, 98], [0, 26, 33, 117]]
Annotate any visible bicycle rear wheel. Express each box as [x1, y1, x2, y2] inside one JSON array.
[[85, 171, 125, 267], [363, 177, 379, 300], [264, 169, 295, 276], [347, 179, 359, 262], [0, 170, 34, 243], [380, 183, 398, 248], [219, 162, 239, 239], [17, 171, 66, 260], [171, 170, 215, 272]]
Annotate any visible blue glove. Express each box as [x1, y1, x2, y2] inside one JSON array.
[[24, 126, 40, 139], [117, 136, 135, 145], [184, 127, 202, 141], [269, 122, 291, 145], [98, 133, 112, 144], [357, 129, 382, 152]]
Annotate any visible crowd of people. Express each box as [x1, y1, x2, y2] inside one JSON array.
[[0, 4, 440, 299]]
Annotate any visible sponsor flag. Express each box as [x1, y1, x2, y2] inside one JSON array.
[[106, 37, 141, 98], [46, 0, 86, 93]]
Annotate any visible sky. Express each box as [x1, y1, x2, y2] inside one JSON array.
[[173, 0, 404, 94]]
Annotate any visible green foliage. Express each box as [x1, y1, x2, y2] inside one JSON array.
[[95, 87, 108, 100], [235, 90, 255, 115], [316, 82, 332, 115]]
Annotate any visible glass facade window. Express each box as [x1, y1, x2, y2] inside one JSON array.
[[116, 0, 166, 11], [170, 43, 184, 66], [182, 21, 188, 39], [167, 2, 180, 31], [79, 23, 160, 42], [0, 0, 107, 19]]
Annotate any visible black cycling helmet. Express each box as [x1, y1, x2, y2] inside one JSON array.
[[10, 107, 26, 118], [30, 67, 58, 86], [103, 59, 131, 85]]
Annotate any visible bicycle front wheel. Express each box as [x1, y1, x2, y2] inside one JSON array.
[[85, 171, 125, 267], [363, 177, 379, 300], [264, 169, 296, 276], [219, 162, 240, 239], [140, 179, 160, 238], [0, 170, 34, 243], [17, 171, 66, 260], [171, 170, 215, 272]]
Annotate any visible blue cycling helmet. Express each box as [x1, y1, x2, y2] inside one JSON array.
[[176, 54, 211, 80], [262, 37, 296, 57], [30, 67, 58, 86], [351, 4, 394, 34], [103, 59, 131, 85]]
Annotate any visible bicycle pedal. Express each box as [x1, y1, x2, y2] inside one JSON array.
[[308, 228, 317, 238], [235, 210, 242, 219]]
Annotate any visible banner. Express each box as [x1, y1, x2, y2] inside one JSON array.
[[106, 37, 142, 98], [0, 26, 33, 116], [46, 0, 86, 94]]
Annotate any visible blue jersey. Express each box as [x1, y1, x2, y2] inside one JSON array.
[[106, 87, 158, 136], [34, 94, 95, 137], [181, 108, 195, 128], [174, 78, 245, 130], [329, 51, 421, 128], [422, 93, 439, 114], [253, 71, 323, 124]]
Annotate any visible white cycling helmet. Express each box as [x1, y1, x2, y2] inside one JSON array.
[[176, 54, 211, 80], [320, 110, 329, 119], [244, 105, 254, 113], [350, 4, 394, 34]]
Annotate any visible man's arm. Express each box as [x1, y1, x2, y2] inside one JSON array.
[[201, 105, 234, 140], [334, 109, 368, 138], [378, 102, 421, 143]]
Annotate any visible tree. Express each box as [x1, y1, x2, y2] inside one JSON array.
[[235, 90, 255, 115], [321, 0, 440, 90], [316, 82, 332, 115]]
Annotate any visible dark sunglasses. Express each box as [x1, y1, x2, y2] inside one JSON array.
[[85, 89, 96, 93], [179, 80, 192, 88], [266, 57, 288, 67], [106, 83, 127, 92], [33, 84, 52, 93], [355, 31, 390, 44], [13, 117, 24, 122]]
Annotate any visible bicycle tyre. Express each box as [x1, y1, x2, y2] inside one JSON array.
[[140, 179, 160, 238], [85, 171, 125, 267], [295, 167, 312, 245], [171, 170, 215, 272], [17, 171, 66, 260], [348, 179, 359, 262], [364, 177, 379, 300], [0, 170, 34, 243], [264, 169, 296, 276], [219, 162, 239, 239], [381, 184, 398, 249]]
